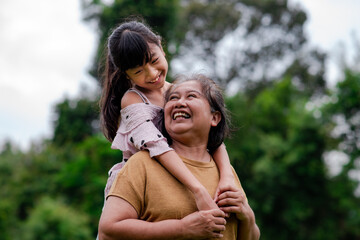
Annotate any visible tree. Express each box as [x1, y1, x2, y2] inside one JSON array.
[[54, 134, 122, 235], [22, 197, 92, 240], [173, 0, 326, 96], [320, 70, 360, 238], [52, 96, 99, 146], [225, 76, 360, 239], [81, 0, 181, 81]]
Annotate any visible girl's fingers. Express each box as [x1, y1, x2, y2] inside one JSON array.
[[216, 184, 237, 193], [217, 191, 238, 201], [217, 198, 243, 212], [217, 191, 245, 205], [219, 205, 242, 212]]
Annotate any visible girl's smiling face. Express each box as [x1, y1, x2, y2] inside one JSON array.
[[164, 80, 221, 143], [125, 43, 168, 91]]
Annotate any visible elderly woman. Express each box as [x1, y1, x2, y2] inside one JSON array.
[[98, 74, 260, 240]]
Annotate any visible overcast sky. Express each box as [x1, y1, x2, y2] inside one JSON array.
[[0, 0, 359, 150]]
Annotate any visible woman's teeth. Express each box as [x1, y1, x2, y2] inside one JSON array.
[[173, 112, 190, 120]]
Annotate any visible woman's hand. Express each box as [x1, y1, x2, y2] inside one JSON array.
[[194, 186, 219, 210], [180, 209, 226, 239], [216, 185, 255, 222]]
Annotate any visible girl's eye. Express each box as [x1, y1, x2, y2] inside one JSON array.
[[188, 93, 196, 98], [134, 69, 142, 75], [152, 57, 159, 64]]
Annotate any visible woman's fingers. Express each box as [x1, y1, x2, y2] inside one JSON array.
[[210, 208, 226, 217], [181, 209, 227, 238]]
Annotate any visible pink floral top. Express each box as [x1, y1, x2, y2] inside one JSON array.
[[104, 88, 173, 197]]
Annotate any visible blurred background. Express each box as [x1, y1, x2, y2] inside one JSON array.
[[1, 0, 359, 239]]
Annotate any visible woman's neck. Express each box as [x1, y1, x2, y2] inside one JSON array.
[[171, 141, 211, 163]]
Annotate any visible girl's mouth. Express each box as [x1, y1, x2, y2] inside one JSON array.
[[149, 74, 161, 84]]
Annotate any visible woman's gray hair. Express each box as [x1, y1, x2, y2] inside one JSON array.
[[164, 74, 231, 154]]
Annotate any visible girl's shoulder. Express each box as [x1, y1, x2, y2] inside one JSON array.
[[121, 88, 149, 108]]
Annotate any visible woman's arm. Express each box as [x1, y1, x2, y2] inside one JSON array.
[[99, 196, 226, 240], [237, 215, 260, 240], [212, 143, 237, 200], [216, 185, 260, 240], [157, 151, 218, 210]]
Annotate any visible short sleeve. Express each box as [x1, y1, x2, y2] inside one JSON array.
[[111, 103, 173, 158], [108, 151, 150, 215], [123, 120, 173, 157]]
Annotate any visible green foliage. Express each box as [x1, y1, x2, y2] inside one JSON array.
[[327, 70, 360, 118], [52, 97, 99, 146], [54, 135, 121, 232], [81, 0, 181, 80], [225, 76, 360, 239], [0, 143, 24, 239], [1, 1, 360, 240], [22, 197, 92, 240], [175, 0, 326, 93], [320, 70, 360, 238], [0, 133, 122, 239]]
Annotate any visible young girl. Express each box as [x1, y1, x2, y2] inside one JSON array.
[[100, 20, 235, 211]]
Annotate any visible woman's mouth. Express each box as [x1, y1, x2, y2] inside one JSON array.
[[173, 112, 190, 120]]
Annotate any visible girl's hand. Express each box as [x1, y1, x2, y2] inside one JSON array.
[[214, 175, 237, 216], [194, 187, 219, 210], [180, 209, 226, 239], [216, 185, 255, 222]]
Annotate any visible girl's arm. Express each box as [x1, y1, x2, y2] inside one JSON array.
[[212, 143, 237, 201], [156, 151, 218, 210], [120, 92, 217, 210], [216, 185, 260, 240], [99, 196, 226, 240]]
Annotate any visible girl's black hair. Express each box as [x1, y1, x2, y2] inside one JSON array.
[[100, 20, 162, 142]]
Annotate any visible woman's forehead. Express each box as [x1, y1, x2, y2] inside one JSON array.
[[171, 80, 202, 93]]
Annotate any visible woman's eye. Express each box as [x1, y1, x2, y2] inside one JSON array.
[[188, 94, 196, 98], [152, 57, 159, 64], [169, 95, 178, 100]]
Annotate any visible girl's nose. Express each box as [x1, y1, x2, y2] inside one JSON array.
[[145, 64, 158, 79]]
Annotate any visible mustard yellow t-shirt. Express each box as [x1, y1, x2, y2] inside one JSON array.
[[109, 151, 244, 239]]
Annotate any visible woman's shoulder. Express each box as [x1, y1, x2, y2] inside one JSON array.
[[125, 151, 155, 170]]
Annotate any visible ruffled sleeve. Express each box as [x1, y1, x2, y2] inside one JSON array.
[[111, 103, 173, 159]]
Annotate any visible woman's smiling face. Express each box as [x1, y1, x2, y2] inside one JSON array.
[[164, 80, 220, 143]]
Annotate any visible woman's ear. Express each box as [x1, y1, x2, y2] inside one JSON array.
[[211, 111, 221, 127]]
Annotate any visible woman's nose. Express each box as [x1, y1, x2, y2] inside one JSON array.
[[174, 97, 186, 108]]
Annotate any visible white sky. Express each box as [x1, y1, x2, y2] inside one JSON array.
[[0, 0, 97, 149], [0, 0, 359, 150]]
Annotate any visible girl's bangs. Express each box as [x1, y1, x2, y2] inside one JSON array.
[[119, 32, 151, 71]]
